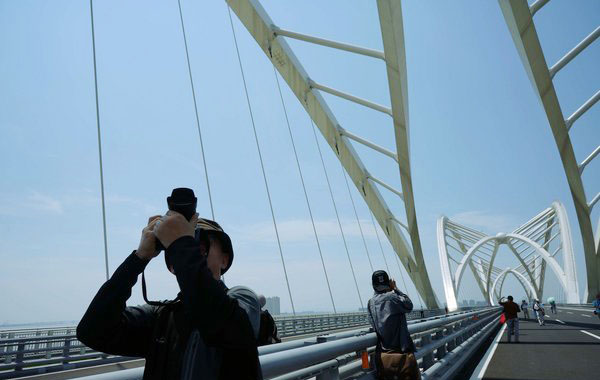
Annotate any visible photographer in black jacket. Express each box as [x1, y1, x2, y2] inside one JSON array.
[[77, 211, 262, 379]]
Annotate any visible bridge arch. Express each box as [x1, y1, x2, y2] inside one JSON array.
[[489, 268, 538, 305], [438, 202, 580, 311]]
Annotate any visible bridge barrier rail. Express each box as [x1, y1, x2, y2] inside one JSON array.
[[259, 307, 502, 379], [273, 307, 471, 338], [0, 307, 483, 379], [65, 307, 502, 380], [556, 303, 593, 307]]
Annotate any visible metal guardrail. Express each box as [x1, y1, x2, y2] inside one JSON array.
[[273, 308, 468, 338], [557, 303, 593, 307], [64, 307, 502, 380], [259, 308, 502, 380], [0, 307, 481, 379]]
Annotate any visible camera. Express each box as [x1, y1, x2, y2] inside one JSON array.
[[157, 188, 197, 268]]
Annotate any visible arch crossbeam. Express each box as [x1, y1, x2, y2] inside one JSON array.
[[438, 201, 579, 310], [225, 0, 438, 307]]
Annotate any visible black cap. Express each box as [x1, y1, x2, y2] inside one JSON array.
[[372, 270, 390, 293], [196, 218, 234, 274]]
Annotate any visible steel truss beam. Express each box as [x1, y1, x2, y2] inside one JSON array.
[[499, 0, 599, 302], [225, 0, 438, 307], [438, 202, 579, 310]]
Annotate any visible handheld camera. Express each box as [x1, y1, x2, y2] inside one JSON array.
[[156, 188, 197, 262]]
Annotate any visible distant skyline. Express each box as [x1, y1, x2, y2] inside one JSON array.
[[0, 1, 598, 324]]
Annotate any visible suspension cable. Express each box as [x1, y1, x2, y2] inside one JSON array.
[[369, 211, 390, 274], [336, 139, 423, 308], [371, 209, 421, 305], [308, 118, 363, 308], [272, 69, 337, 313], [388, 227, 424, 309], [177, 0, 214, 220], [414, 279, 425, 310], [369, 208, 422, 306], [390, 241, 410, 298], [340, 165, 374, 273], [89, 0, 109, 281], [227, 6, 296, 315]]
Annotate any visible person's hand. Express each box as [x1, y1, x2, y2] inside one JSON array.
[[136, 215, 162, 261], [389, 279, 397, 291], [153, 211, 198, 249]]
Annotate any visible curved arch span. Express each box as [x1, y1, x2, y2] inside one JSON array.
[[489, 268, 538, 305]]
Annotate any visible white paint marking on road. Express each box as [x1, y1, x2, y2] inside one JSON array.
[[581, 314, 592, 318], [470, 323, 506, 380], [580, 330, 600, 340], [567, 312, 573, 314], [555, 319, 566, 324]]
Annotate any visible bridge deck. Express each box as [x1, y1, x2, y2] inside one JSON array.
[[473, 306, 600, 380]]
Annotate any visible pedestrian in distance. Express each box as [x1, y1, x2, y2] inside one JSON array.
[[368, 270, 421, 380], [257, 294, 281, 346], [499, 296, 520, 343], [593, 293, 600, 320], [520, 300, 530, 320], [533, 299, 545, 326], [77, 196, 263, 380], [549, 297, 557, 314]]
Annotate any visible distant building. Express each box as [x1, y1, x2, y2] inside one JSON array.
[[265, 296, 280, 315], [469, 299, 475, 306]]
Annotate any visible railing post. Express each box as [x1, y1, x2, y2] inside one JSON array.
[[434, 330, 446, 359], [5, 332, 15, 364], [446, 325, 456, 351], [420, 334, 434, 370], [34, 330, 41, 350], [15, 341, 25, 371], [454, 322, 464, 345], [46, 331, 53, 359], [315, 334, 340, 380], [316, 367, 340, 380], [462, 318, 472, 340], [62, 337, 71, 364]]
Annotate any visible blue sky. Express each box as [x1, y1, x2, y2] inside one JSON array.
[[0, 0, 598, 324]]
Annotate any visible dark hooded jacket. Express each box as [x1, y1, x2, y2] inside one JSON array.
[[367, 289, 415, 353], [77, 236, 262, 379]]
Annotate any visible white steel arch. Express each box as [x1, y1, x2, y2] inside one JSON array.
[[438, 201, 580, 310], [489, 268, 537, 305], [499, 0, 599, 302], [226, 0, 439, 307]]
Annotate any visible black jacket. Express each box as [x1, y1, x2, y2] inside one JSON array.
[[77, 236, 262, 379], [367, 289, 415, 353]]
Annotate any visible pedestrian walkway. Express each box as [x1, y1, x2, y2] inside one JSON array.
[[471, 307, 600, 379]]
